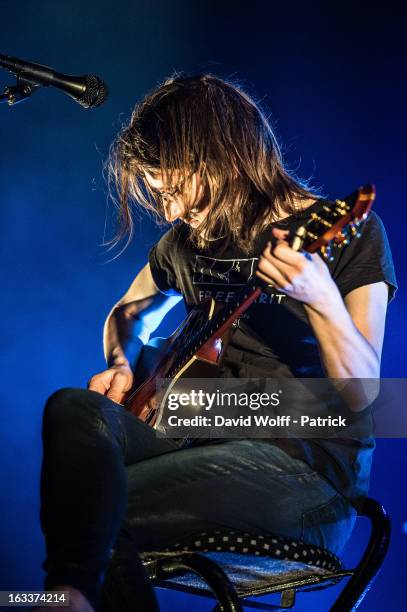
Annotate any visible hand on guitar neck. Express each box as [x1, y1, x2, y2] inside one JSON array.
[[256, 227, 339, 312]]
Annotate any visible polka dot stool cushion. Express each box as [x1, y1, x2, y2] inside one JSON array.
[[141, 529, 343, 596], [157, 530, 341, 570]]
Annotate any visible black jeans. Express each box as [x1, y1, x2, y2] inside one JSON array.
[[40, 388, 356, 610]]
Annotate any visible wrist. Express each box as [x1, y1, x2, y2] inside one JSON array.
[[109, 361, 131, 370], [106, 351, 131, 369], [304, 283, 345, 319]]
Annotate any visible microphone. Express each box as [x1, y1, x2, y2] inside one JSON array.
[[0, 53, 108, 108]]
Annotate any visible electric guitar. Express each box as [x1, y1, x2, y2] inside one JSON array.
[[124, 184, 375, 427]]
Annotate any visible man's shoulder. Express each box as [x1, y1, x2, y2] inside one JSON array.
[[154, 222, 191, 249]]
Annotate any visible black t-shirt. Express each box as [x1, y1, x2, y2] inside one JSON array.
[[148, 198, 397, 498]]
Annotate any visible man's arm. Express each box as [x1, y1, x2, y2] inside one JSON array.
[[88, 263, 181, 403], [303, 282, 388, 379], [256, 230, 389, 409]]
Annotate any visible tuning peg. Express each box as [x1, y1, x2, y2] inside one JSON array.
[[349, 223, 362, 238], [321, 244, 334, 261], [335, 198, 349, 216]]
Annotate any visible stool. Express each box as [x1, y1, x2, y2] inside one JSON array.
[[139, 497, 390, 611]]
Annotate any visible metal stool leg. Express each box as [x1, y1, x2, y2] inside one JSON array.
[[157, 552, 243, 612], [331, 497, 391, 611]]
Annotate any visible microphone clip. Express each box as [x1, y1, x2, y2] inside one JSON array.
[[0, 74, 41, 106]]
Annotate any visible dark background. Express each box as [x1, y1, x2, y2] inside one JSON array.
[[0, 1, 406, 609]]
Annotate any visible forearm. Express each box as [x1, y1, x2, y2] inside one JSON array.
[[103, 299, 153, 369], [304, 286, 380, 379]]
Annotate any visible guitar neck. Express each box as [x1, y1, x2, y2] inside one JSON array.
[[165, 282, 261, 378]]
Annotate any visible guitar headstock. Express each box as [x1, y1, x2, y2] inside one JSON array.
[[290, 184, 375, 260]]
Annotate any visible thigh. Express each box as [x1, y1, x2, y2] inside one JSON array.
[[121, 439, 356, 555], [43, 387, 181, 465], [95, 394, 181, 465]]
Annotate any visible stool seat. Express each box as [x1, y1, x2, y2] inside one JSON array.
[[142, 549, 349, 598], [141, 529, 347, 608]]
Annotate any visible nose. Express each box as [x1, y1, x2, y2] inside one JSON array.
[[163, 200, 184, 222]]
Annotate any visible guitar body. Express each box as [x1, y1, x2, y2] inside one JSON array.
[[124, 298, 232, 426]]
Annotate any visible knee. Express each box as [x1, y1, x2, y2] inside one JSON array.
[[43, 387, 99, 432]]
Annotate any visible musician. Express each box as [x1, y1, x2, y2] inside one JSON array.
[[39, 74, 397, 611]]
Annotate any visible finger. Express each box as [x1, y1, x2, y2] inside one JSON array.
[[87, 377, 109, 394], [106, 390, 125, 404], [257, 254, 290, 289], [256, 269, 285, 291], [106, 388, 125, 403], [261, 243, 299, 281], [272, 241, 307, 267], [106, 376, 127, 404], [272, 228, 290, 241]]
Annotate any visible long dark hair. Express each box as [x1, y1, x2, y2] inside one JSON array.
[[108, 73, 320, 253]]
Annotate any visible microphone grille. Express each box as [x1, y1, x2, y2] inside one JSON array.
[[78, 75, 108, 108]]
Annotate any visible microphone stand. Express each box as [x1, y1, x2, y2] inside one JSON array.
[[0, 75, 40, 106]]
